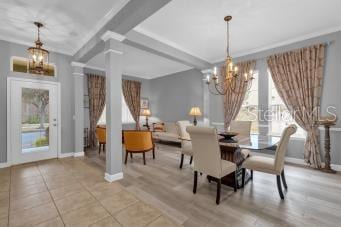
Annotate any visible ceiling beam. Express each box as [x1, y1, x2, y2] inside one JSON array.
[[73, 0, 172, 63], [124, 30, 212, 70]]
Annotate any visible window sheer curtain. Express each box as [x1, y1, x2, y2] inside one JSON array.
[[122, 80, 141, 129], [223, 60, 256, 130], [87, 74, 106, 148], [267, 44, 326, 168]]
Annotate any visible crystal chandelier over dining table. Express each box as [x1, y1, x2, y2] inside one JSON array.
[[205, 16, 254, 95]]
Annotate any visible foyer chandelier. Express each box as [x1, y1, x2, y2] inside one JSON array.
[[27, 22, 49, 74], [206, 16, 254, 95]]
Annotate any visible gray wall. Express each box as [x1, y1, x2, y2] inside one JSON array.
[[149, 31, 341, 165], [149, 69, 204, 122], [0, 40, 75, 164]]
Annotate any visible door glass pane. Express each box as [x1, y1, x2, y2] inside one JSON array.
[[21, 88, 49, 153]]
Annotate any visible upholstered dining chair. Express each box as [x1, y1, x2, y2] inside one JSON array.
[[229, 120, 252, 161], [241, 124, 297, 199], [229, 120, 252, 137], [187, 126, 237, 205], [95, 126, 106, 155], [123, 130, 155, 165], [176, 120, 193, 169]]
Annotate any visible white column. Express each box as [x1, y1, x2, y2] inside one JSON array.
[[71, 62, 86, 157], [101, 31, 125, 182], [201, 69, 212, 125]]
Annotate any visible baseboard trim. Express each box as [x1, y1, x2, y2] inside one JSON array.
[[104, 172, 124, 182], [250, 151, 341, 171], [59, 153, 74, 158], [74, 152, 85, 157], [285, 157, 341, 171], [0, 162, 10, 168]]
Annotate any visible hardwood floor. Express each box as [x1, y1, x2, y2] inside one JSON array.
[[85, 143, 341, 226]]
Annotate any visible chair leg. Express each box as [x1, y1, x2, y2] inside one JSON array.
[[216, 179, 221, 205], [143, 152, 146, 165], [103, 144, 105, 152], [179, 154, 184, 169], [250, 170, 253, 180], [98, 144, 101, 155], [281, 169, 288, 190], [124, 152, 128, 164], [277, 175, 284, 200], [130, 152, 133, 159], [234, 171, 237, 192], [189, 156, 193, 165], [241, 168, 246, 188], [193, 171, 198, 194], [152, 147, 155, 159]]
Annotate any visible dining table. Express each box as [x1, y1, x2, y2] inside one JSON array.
[[182, 134, 281, 189]]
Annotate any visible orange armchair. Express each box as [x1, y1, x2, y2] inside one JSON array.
[[123, 130, 155, 165], [95, 126, 106, 155]]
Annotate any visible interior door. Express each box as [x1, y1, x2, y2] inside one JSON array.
[[8, 78, 60, 165]]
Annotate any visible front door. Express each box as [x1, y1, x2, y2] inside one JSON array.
[[8, 78, 60, 165]]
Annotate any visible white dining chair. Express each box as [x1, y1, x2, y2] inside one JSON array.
[[187, 126, 237, 205], [230, 120, 253, 163], [241, 124, 297, 199], [176, 120, 193, 168]]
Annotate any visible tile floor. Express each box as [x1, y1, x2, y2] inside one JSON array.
[[0, 158, 181, 227]]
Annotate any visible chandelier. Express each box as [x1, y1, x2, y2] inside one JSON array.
[[206, 16, 254, 95], [27, 22, 49, 74]]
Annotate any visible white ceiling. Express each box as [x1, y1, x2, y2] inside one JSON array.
[[2, 0, 341, 78], [86, 45, 192, 79], [135, 0, 341, 63], [0, 0, 129, 55]]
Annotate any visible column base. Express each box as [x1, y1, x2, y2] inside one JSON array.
[[104, 172, 124, 182]]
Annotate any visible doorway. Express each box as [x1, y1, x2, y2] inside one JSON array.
[[7, 78, 61, 165]]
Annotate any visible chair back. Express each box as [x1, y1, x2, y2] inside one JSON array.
[[95, 126, 106, 143], [229, 121, 252, 136], [123, 130, 153, 152], [176, 120, 192, 140], [274, 124, 297, 172], [187, 126, 222, 178]]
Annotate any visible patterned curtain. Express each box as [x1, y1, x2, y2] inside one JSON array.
[[223, 60, 256, 130], [122, 80, 141, 129], [88, 74, 106, 147], [267, 44, 325, 168]]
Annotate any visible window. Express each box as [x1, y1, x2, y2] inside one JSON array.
[[97, 94, 135, 125], [235, 72, 259, 133], [11, 56, 56, 76], [268, 73, 305, 138]]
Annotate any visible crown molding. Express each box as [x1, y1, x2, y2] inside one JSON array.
[[71, 62, 86, 67], [101, 31, 126, 42], [201, 69, 213, 74], [212, 25, 341, 63], [103, 49, 124, 55], [85, 65, 106, 72], [0, 35, 71, 56], [133, 26, 211, 63]]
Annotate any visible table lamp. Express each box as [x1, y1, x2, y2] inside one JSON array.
[[141, 109, 151, 130], [189, 107, 202, 126]]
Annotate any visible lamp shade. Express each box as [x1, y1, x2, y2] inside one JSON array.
[[189, 107, 202, 116], [141, 109, 151, 116]]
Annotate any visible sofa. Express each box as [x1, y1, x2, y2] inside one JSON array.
[[152, 122, 181, 143]]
